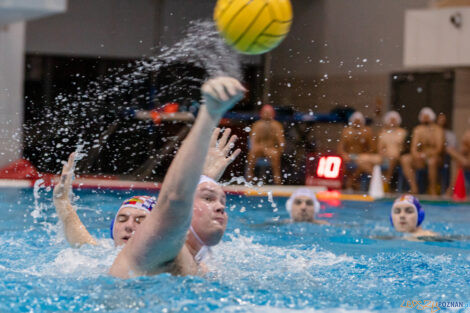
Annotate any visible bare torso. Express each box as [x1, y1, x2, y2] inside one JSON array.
[[412, 124, 444, 157], [340, 126, 374, 155], [378, 127, 407, 159], [251, 119, 284, 150]]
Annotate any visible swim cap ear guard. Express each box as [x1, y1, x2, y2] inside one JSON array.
[[110, 196, 156, 239], [390, 194, 425, 228]]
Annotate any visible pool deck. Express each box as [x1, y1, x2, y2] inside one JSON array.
[[0, 176, 468, 204]]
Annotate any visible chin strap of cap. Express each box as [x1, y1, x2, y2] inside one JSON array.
[[190, 225, 212, 264]]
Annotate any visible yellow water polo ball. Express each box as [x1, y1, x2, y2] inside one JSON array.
[[214, 0, 293, 55]]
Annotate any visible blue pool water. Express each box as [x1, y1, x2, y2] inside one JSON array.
[[0, 186, 469, 313]]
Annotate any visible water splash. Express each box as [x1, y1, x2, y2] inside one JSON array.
[[31, 179, 46, 220], [25, 20, 241, 173]]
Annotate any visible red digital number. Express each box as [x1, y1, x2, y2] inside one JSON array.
[[316, 156, 342, 179]]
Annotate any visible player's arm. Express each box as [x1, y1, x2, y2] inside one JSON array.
[[248, 121, 260, 150], [398, 129, 407, 154], [446, 146, 470, 167], [53, 153, 97, 247], [377, 131, 385, 154], [434, 127, 445, 156], [109, 77, 245, 278], [276, 122, 285, 152], [365, 127, 376, 153], [410, 128, 421, 158], [337, 128, 349, 161]]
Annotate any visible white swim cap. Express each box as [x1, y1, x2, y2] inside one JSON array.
[[383, 111, 402, 126], [348, 111, 365, 125], [198, 175, 219, 186], [418, 107, 436, 123], [285, 188, 320, 218]]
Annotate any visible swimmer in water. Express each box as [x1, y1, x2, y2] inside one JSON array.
[[285, 188, 329, 225], [390, 194, 438, 240], [53, 76, 245, 278]]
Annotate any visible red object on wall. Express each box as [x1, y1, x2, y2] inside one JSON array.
[[0, 159, 40, 180]]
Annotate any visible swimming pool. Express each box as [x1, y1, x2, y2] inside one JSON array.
[[0, 186, 469, 312]]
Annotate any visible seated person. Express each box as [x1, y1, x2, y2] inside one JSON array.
[[447, 129, 470, 169], [437, 112, 457, 195], [53, 76, 245, 278], [390, 194, 438, 239], [400, 107, 445, 195], [338, 111, 380, 189], [377, 111, 407, 190], [246, 104, 285, 185], [285, 188, 329, 225]]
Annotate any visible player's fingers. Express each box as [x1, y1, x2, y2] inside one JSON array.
[[218, 128, 231, 148], [209, 128, 221, 148]]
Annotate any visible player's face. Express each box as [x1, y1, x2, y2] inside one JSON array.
[[352, 118, 364, 127], [388, 116, 398, 127], [437, 114, 446, 127], [391, 202, 418, 233], [113, 207, 149, 246], [421, 113, 432, 124], [291, 195, 315, 222], [191, 182, 228, 246]]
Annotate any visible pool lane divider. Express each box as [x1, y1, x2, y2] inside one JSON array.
[[1, 159, 465, 203], [0, 176, 466, 203], [0, 177, 376, 201]]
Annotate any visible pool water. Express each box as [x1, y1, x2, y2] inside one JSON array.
[[0, 186, 469, 313]]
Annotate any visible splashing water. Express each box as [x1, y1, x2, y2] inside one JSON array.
[[25, 20, 241, 173], [31, 178, 46, 220]]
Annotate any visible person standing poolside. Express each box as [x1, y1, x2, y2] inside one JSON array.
[[53, 76, 245, 278], [400, 107, 445, 195], [338, 111, 380, 190], [285, 188, 329, 225], [390, 194, 438, 240], [246, 104, 285, 185], [377, 111, 407, 190]]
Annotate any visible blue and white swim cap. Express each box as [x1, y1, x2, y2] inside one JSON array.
[[390, 194, 425, 227], [110, 195, 157, 239]]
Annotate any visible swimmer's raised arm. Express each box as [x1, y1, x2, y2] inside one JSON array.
[[203, 128, 241, 181], [53, 153, 97, 247], [110, 77, 245, 277]]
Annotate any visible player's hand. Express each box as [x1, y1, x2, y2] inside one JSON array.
[[53, 153, 75, 202], [203, 128, 241, 181], [202, 77, 246, 118]]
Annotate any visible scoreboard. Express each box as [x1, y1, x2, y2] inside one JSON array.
[[305, 153, 343, 189]]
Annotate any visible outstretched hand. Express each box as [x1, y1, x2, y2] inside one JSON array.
[[53, 153, 75, 206], [202, 76, 246, 118], [52, 152, 97, 247], [203, 128, 241, 181]]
